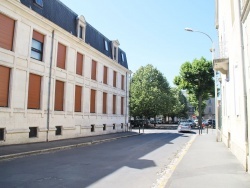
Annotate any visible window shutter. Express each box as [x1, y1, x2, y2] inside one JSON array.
[[91, 60, 97, 80], [76, 52, 83, 75], [57, 43, 66, 69], [28, 73, 41, 109], [121, 97, 124, 115], [103, 66, 108, 84], [75, 85, 82, 112], [0, 65, 10, 107], [113, 71, 116, 87], [33, 30, 44, 43], [113, 95, 116, 114], [121, 75, 124, 90], [90, 89, 96, 113], [103, 92, 107, 114], [54, 80, 64, 111], [0, 13, 15, 51]]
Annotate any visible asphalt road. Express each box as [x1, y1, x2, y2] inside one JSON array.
[[0, 129, 197, 188]]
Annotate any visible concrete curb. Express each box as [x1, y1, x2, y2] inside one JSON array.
[[152, 134, 198, 188], [0, 133, 140, 161]]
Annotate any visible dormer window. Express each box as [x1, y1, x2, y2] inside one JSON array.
[[34, 0, 43, 7], [76, 15, 86, 41], [112, 40, 120, 61], [104, 40, 109, 51], [121, 53, 125, 62], [114, 47, 117, 60]]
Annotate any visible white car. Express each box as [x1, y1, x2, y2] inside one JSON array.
[[177, 122, 192, 133]]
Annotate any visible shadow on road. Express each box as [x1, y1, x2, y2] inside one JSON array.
[[0, 132, 185, 187]]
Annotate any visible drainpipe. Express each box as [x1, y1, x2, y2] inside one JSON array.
[[125, 72, 128, 132], [238, 0, 249, 171], [46, 30, 55, 142]]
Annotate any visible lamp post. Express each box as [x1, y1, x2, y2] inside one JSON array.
[[184, 27, 217, 136]]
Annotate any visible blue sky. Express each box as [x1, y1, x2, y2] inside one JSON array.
[[60, 0, 217, 86]]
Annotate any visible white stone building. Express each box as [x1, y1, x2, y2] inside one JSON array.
[[203, 98, 215, 119], [0, 0, 130, 145], [214, 0, 250, 171]]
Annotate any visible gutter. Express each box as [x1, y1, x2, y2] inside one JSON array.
[[46, 30, 55, 142]]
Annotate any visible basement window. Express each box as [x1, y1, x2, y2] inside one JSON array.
[[91, 125, 95, 132], [29, 127, 37, 138], [0, 128, 4, 141], [55, 126, 62, 136]]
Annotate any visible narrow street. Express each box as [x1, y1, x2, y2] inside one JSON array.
[[0, 129, 196, 188]]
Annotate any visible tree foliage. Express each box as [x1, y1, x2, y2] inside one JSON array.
[[129, 64, 170, 119], [174, 57, 214, 98], [174, 57, 214, 127], [166, 88, 189, 120]]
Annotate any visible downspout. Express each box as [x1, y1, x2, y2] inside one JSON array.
[[238, 0, 249, 171], [125, 72, 128, 132], [46, 30, 55, 142]]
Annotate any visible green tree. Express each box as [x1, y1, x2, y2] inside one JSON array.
[[166, 88, 188, 122], [129, 64, 170, 125], [174, 57, 214, 132]]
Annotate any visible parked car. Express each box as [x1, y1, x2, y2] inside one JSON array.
[[194, 119, 198, 126], [207, 119, 216, 129], [177, 122, 192, 133], [187, 119, 196, 128], [202, 120, 209, 128]]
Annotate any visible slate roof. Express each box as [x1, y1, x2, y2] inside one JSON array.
[[20, 0, 128, 69]]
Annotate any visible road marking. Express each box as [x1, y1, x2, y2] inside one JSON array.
[[152, 134, 197, 188]]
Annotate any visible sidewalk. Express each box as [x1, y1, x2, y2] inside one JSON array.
[[165, 130, 250, 188], [0, 131, 139, 160]]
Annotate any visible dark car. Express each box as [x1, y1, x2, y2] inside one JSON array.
[[207, 119, 216, 128]]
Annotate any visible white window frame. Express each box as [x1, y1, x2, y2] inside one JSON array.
[[77, 15, 86, 41]]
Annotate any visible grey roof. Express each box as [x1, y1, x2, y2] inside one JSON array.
[[20, 0, 128, 69]]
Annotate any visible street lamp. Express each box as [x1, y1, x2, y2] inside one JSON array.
[[185, 27, 218, 136]]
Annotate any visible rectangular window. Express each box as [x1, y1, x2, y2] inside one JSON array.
[[54, 80, 64, 111], [113, 95, 116, 114], [103, 124, 106, 131], [31, 30, 44, 61], [103, 66, 108, 84], [113, 71, 117, 87], [104, 40, 108, 51], [91, 125, 95, 132], [28, 73, 41, 109], [57, 43, 66, 69], [103, 92, 107, 114], [79, 26, 83, 39], [76, 52, 83, 75], [0, 13, 15, 51], [29, 127, 37, 138], [121, 53, 125, 62], [0, 128, 4, 141], [75, 85, 82, 112], [91, 60, 97, 80], [121, 97, 124, 115], [0, 65, 10, 107], [114, 47, 117, 60], [55, 126, 62, 135], [90, 89, 96, 113], [121, 75, 125, 90]]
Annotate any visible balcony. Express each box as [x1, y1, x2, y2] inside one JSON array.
[[213, 41, 229, 75]]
